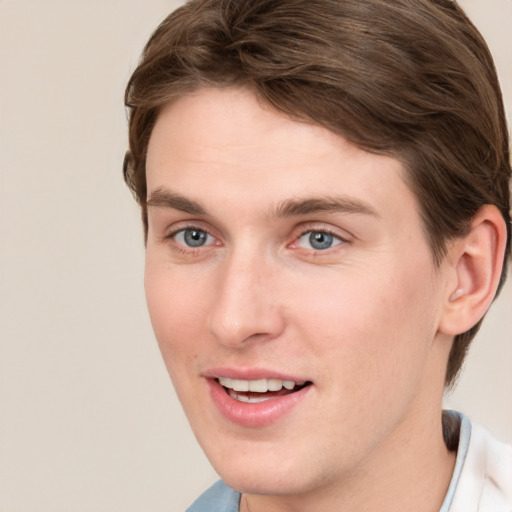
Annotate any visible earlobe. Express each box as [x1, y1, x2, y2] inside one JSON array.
[[439, 205, 507, 336]]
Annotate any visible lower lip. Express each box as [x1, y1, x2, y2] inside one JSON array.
[[207, 379, 312, 427]]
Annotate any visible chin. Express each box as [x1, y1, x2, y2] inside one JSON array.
[[205, 444, 325, 497], [220, 469, 314, 497]]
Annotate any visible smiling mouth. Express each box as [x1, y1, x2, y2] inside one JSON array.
[[217, 377, 312, 403]]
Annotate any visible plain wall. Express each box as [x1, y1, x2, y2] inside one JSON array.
[[0, 1, 510, 510]]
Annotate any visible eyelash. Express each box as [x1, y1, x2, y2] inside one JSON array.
[[164, 225, 349, 255], [165, 225, 218, 254], [293, 227, 347, 252]]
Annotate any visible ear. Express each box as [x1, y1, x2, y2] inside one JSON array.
[[439, 205, 508, 336]]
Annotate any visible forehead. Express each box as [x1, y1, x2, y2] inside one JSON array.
[[146, 87, 419, 227]]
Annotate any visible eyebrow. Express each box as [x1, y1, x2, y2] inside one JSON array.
[[147, 188, 206, 215], [146, 187, 379, 219], [272, 196, 379, 219]]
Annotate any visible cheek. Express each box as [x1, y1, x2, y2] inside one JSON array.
[[144, 261, 209, 377], [293, 262, 437, 388]]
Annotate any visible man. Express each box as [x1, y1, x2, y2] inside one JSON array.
[[123, 0, 512, 510]]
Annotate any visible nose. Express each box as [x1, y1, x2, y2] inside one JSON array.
[[207, 250, 285, 348]]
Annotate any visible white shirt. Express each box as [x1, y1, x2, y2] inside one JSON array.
[[441, 413, 512, 511]]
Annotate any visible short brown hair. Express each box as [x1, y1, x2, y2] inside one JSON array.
[[124, 0, 511, 387]]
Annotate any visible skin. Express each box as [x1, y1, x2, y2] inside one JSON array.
[[144, 87, 459, 511]]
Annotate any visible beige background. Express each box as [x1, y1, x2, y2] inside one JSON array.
[[0, 1, 510, 511]]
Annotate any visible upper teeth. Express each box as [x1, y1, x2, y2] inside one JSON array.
[[218, 377, 302, 393]]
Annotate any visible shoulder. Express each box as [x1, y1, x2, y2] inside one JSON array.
[[186, 480, 241, 512], [451, 417, 512, 511]]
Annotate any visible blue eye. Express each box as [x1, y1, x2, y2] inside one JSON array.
[[174, 228, 213, 248], [298, 231, 342, 250]]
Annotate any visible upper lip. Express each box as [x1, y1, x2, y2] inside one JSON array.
[[203, 367, 311, 383]]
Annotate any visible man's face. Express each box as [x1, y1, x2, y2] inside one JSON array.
[[145, 87, 452, 497]]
